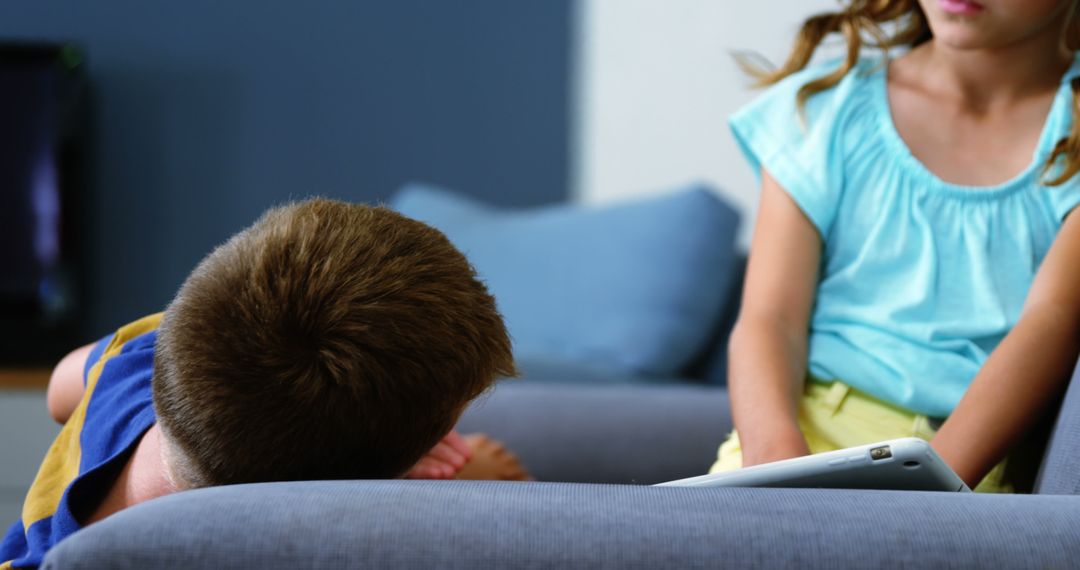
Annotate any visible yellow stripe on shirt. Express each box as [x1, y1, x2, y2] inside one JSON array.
[[20, 313, 163, 528]]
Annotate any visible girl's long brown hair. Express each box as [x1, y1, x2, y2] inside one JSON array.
[[739, 0, 1080, 186]]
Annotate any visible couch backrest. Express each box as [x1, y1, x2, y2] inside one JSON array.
[[394, 183, 743, 380], [682, 254, 746, 385], [1034, 358, 1080, 495]]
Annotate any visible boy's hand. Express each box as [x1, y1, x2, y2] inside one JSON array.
[[404, 430, 473, 479]]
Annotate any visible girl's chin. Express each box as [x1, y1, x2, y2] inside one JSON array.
[[928, 26, 1002, 50]]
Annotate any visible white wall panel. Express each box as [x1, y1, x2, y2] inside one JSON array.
[[574, 0, 838, 245]]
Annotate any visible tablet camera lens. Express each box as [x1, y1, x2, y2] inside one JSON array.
[[870, 446, 892, 460]]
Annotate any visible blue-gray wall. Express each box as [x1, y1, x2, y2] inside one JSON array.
[[1, 1, 572, 335]]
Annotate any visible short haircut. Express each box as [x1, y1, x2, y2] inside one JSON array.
[[152, 199, 515, 487]]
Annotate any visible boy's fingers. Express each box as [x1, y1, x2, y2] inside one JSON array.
[[428, 442, 467, 469], [407, 458, 451, 479], [443, 430, 472, 460]]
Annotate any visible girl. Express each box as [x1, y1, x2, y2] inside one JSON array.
[[715, 0, 1080, 492]]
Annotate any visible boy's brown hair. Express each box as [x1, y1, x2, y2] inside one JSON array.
[[152, 199, 515, 487]]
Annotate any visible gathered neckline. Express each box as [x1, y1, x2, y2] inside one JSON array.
[[868, 54, 1080, 199]]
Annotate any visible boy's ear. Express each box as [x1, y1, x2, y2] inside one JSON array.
[[157, 427, 198, 491]]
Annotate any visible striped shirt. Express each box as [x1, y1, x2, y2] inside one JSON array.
[[1, 314, 160, 569]]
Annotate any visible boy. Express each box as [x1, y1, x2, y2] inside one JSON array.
[[1, 199, 520, 569]]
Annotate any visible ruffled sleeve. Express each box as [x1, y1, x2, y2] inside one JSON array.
[[1046, 175, 1080, 221], [1040, 69, 1080, 222], [729, 61, 853, 237]]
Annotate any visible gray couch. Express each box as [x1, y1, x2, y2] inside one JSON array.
[[38, 189, 1080, 567], [41, 357, 1080, 568]]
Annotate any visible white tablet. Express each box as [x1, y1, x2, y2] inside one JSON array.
[[656, 437, 971, 492]]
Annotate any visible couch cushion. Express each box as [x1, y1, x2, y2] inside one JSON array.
[[391, 183, 740, 377], [459, 382, 730, 484], [43, 481, 1080, 569], [681, 253, 745, 385], [1034, 358, 1080, 495]]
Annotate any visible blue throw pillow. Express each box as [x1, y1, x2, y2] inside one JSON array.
[[391, 183, 740, 377]]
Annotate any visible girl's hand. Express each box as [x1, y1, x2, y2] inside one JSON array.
[[404, 430, 473, 479]]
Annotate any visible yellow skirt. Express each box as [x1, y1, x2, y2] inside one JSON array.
[[710, 380, 1013, 494]]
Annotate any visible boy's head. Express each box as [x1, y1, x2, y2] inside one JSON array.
[[152, 199, 514, 488]]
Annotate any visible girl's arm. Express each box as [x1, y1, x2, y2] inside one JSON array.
[[729, 169, 821, 467], [932, 211, 1080, 488]]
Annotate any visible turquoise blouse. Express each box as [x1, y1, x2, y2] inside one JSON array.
[[730, 56, 1080, 418]]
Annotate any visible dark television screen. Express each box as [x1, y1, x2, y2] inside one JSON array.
[[0, 63, 61, 313], [0, 44, 87, 363]]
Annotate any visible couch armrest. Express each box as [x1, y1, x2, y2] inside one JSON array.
[[43, 481, 1080, 569], [1035, 357, 1080, 495], [458, 382, 731, 484]]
